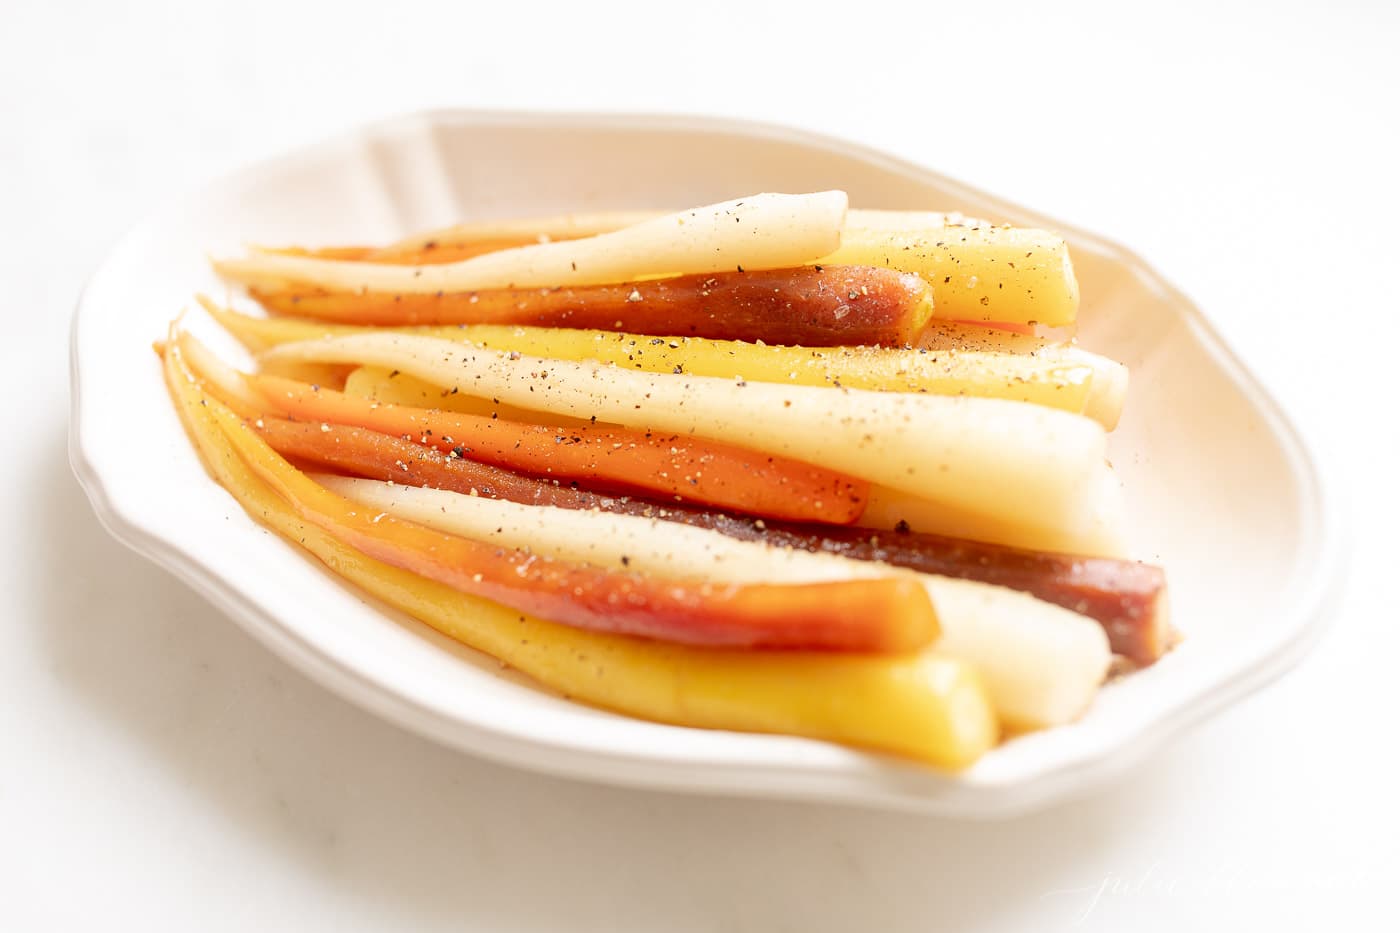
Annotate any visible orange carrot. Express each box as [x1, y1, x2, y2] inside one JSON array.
[[369, 236, 559, 265], [246, 374, 868, 523]]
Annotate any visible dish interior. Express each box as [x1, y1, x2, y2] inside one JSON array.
[[72, 112, 1325, 808]]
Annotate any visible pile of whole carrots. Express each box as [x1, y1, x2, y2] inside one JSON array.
[[161, 191, 1169, 768]]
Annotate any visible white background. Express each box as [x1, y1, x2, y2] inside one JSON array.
[[3, 1, 1397, 930]]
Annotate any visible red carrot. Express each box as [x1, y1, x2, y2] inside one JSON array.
[[251, 265, 934, 346]]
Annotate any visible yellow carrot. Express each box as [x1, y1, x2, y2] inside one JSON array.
[[349, 207, 1081, 326], [202, 299, 1107, 424]]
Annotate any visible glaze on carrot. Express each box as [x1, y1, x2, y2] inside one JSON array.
[[251, 265, 935, 346]]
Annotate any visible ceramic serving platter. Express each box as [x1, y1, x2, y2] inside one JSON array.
[[69, 110, 1343, 816]]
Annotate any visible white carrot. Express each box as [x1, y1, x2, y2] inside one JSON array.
[[264, 332, 1109, 536], [214, 191, 847, 293]]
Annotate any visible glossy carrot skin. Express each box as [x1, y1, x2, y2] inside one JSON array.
[[587, 501, 1169, 665], [312, 501, 936, 653], [265, 238, 547, 265], [688, 518, 1170, 666], [262, 246, 377, 261], [254, 417, 610, 509], [251, 265, 935, 346], [950, 319, 1036, 336], [370, 237, 555, 265], [259, 414, 1169, 663], [247, 375, 868, 524]]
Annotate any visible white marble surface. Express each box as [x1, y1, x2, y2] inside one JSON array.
[[3, 1, 1397, 929]]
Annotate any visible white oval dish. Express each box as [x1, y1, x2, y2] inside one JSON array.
[[69, 110, 1343, 817]]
